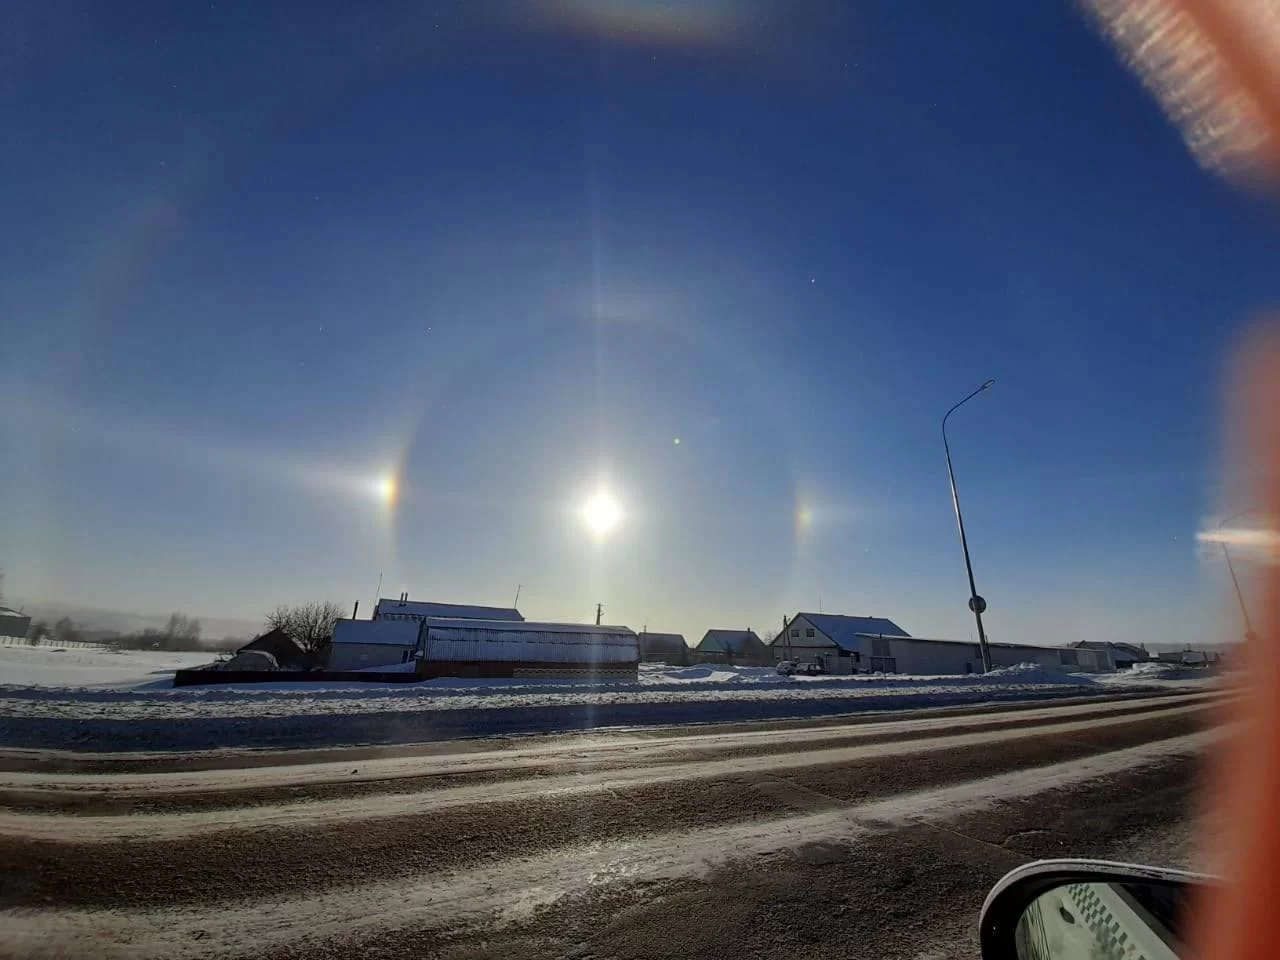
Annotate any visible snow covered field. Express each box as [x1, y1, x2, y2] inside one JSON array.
[[0, 643, 214, 689], [0, 644, 1219, 753]]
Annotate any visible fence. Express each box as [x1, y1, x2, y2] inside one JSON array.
[[0, 636, 107, 650], [173, 669, 421, 687]]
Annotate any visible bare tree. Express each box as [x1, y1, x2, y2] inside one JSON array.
[[154, 612, 202, 651], [163, 613, 201, 647], [53, 617, 82, 645], [265, 601, 345, 655], [104, 613, 205, 652], [27, 620, 48, 646]]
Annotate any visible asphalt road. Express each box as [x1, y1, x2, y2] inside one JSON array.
[[0, 690, 1222, 960]]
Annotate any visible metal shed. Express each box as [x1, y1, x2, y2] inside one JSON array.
[[0, 607, 31, 641], [418, 618, 639, 678], [328, 618, 422, 670]]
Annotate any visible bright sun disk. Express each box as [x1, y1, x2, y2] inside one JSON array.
[[582, 489, 622, 537]]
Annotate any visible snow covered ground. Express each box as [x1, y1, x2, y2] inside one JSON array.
[[0, 645, 1220, 753], [0, 643, 216, 690]]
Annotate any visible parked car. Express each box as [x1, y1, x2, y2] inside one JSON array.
[[980, 858, 1208, 960], [776, 660, 825, 676]]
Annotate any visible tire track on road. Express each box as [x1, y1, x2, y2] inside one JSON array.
[[0, 704, 1215, 910], [0, 700, 1215, 842], [0, 693, 1214, 815], [368, 755, 1204, 960], [0, 731, 1215, 960]]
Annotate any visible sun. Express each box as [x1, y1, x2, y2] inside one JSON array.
[[582, 489, 622, 537], [376, 475, 398, 506]]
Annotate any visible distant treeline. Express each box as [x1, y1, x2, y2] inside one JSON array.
[[26, 613, 248, 652], [21, 598, 347, 656]]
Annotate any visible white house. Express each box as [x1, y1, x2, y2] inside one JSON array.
[[772, 614, 911, 674], [770, 612, 1113, 675], [328, 618, 422, 670]]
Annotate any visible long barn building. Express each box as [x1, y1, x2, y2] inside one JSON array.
[[328, 609, 639, 678], [419, 619, 638, 678], [771, 612, 1113, 675]]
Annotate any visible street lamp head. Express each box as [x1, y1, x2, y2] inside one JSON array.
[[981, 379, 996, 390]]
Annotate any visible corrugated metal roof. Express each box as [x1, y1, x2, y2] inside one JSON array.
[[697, 629, 762, 653], [423, 620, 638, 664], [373, 599, 524, 622], [332, 618, 421, 647], [796, 614, 910, 651], [424, 618, 634, 634]]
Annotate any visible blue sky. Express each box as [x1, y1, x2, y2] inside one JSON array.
[[3, 1, 1277, 645]]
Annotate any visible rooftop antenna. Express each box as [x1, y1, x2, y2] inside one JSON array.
[[513, 584, 522, 608], [373, 570, 383, 616]]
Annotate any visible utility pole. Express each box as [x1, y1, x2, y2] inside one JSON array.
[[595, 603, 603, 626], [943, 379, 996, 672], [1219, 511, 1258, 643]]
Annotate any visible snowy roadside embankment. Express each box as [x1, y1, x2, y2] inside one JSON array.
[[0, 647, 1219, 752]]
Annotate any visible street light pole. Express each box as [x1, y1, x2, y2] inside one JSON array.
[[943, 379, 996, 673], [1219, 511, 1257, 643]]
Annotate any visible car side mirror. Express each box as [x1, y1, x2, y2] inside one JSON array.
[[980, 859, 1214, 960]]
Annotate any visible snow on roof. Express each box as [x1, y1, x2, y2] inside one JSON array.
[[0, 606, 29, 619], [373, 599, 524, 622], [792, 613, 910, 651], [238, 628, 308, 667], [697, 629, 762, 653], [423, 618, 635, 636], [332, 618, 421, 647]]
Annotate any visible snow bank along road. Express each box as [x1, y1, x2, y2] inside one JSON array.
[[0, 690, 1223, 960], [0, 644, 1216, 752]]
